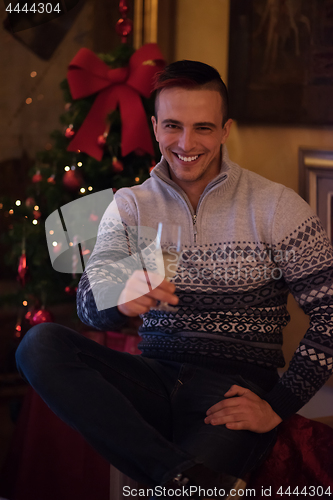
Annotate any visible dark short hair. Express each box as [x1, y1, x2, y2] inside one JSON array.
[[153, 60, 229, 125]]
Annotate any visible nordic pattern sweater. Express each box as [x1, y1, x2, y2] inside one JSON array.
[[77, 148, 333, 421]]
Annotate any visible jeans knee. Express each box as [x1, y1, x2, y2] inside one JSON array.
[[15, 322, 57, 378]]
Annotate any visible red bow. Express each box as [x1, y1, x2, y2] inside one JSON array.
[[66, 44, 165, 160]]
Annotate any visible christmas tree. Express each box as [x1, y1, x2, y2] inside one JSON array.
[[0, 2, 165, 336]]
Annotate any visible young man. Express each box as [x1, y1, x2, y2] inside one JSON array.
[[16, 61, 333, 499]]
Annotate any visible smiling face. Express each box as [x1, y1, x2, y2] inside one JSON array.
[[152, 86, 232, 191]]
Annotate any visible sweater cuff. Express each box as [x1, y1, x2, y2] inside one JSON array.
[[263, 383, 305, 421]]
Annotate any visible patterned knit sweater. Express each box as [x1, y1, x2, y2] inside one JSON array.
[[77, 148, 333, 421]]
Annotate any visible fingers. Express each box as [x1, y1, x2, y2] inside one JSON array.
[[205, 398, 247, 427], [147, 281, 179, 304], [117, 270, 178, 317], [224, 384, 252, 398], [206, 385, 253, 415], [118, 295, 158, 316], [204, 385, 282, 433]]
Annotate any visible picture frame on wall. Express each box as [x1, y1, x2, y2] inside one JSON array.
[[228, 0, 333, 124], [299, 148, 333, 243]]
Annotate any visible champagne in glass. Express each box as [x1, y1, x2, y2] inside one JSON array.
[[154, 223, 182, 311]]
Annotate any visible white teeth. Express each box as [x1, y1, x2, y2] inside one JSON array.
[[177, 154, 199, 162]]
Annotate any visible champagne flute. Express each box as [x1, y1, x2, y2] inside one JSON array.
[[154, 223, 182, 311]]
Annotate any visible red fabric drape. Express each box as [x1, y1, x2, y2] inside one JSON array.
[[249, 414, 333, 498]]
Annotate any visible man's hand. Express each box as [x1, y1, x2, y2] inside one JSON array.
[[204, 385, 282, 433], [117, 270, 179, 317]]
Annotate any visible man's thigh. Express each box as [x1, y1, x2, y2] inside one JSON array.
[[170, 364, 277, 477], [17, 324, 175, 439]]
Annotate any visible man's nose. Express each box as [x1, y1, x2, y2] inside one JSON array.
[[178, 129, 195, 151]]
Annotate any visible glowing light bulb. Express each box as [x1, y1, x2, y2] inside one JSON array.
[[9, 209, 14, 214], [88, 186, 93, 191], [135, 177, 140, 182], [30, 71, 37, 78], [80, 188, 86, 194], [32, 219, 38, 225], [64, 166, 70, 171], [15, 200, 21, 206], [49, 230, 54, 235], [26, 98, 32, 104], [77, 162, 82, 167], [34, 205, 39, 211], [23, 300, 28, 306], [52, 241, 58, 247]]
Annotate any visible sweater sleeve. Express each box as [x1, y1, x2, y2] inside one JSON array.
[[76, 190, 141, 331], [263, 187, 333, 420]]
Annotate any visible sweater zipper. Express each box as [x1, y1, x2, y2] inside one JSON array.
[[153, 170, 227, 245], [191, 174, 227, 244], [192, 214, 197, 243]]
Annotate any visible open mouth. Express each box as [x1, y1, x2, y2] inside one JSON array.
[[174, 153, 201, 163]]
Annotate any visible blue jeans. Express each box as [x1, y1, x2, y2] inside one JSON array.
[[15, 323, 278, 487]]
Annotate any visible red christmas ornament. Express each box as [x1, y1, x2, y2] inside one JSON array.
[[17, 252, 29, 286], [119, 0, 128, 15], [31, 308, 54, 325], [112, 187, 117, 193], [52, 241, 63, 254], [47, 174, 56, 184], [25, 197, 36, 208], [97, 132, 107, 147], [116, 17, 133, 39], [15, 318, 22, 339], [33, 209, 42, 219], [32, 171, 42, 183], [112, 156, 124, 173], [63, 169, 83, 191], [25, 308, 40, 326], [65, 125, 75, 138]]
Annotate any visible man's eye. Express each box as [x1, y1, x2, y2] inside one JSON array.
[[165, 124, 178, 129], [198, 127, 211, 132]]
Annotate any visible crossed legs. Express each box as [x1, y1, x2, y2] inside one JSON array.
[[15, 323, 277, 486]]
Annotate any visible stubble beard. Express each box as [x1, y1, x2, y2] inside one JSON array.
[[168, 152, 220, 186]]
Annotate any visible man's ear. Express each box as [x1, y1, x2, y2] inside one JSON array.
[[221, 119, 233, 144], [151, 116, 159, 142]]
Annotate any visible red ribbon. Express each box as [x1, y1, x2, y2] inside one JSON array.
[[66, 44, 165, 160]]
